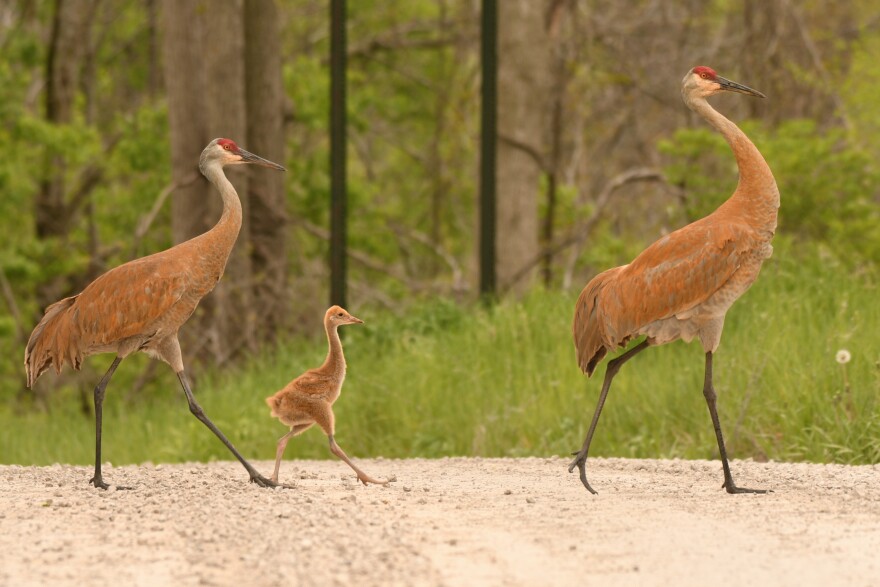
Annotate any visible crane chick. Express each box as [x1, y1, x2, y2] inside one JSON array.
[[266, 306, 392, 486]]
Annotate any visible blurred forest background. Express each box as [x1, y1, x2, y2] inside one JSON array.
[[1, 0, 879, 467]]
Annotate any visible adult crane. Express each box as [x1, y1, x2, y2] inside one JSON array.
[[25, 138, 284, 490], [570, 67, 778, 494]]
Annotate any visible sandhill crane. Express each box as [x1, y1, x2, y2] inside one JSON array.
[[266, 306, 392, 486], [570, 67, 778, 494], [25, 138, 284, 490]]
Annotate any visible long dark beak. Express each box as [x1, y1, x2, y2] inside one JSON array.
[[717, 76, 766, 99], [238, 148, 286, 171]]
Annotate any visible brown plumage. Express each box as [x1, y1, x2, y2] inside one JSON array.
[[266, 306, 392, 486], [24, 138, 285, 490], [569, 66, 779, 495]]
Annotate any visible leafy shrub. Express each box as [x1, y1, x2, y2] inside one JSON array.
[[660, 119, 880, 263]]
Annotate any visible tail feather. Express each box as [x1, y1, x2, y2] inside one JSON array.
[[265, 395, 280, 418], [24, 296, 82, 388], [572, 267, 625, 377]]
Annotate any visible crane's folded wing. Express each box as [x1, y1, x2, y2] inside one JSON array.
[[576, 217, 762, 356], [69, 256, 189, 347]]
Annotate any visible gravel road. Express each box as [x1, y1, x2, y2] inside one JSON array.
[[2, 457, 878, 586]]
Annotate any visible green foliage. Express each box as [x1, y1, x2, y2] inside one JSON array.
[[659, 119, 880, 262], [282, 0, 478, 290], [0, 2, 171, 393], [4, 241, 879, 467], [2, 0, 880, 476]]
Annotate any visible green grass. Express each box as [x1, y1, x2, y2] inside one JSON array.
[[3, 239, 879, 467]]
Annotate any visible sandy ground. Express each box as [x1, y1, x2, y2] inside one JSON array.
[[1, 457, 879, 587]]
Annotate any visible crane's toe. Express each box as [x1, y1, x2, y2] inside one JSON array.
[[249, 472, 293, 489], [89, 476, 110, 490], [566, 451, 582, 474], [354, 472, 395, 486], [723, 482, 770, 495], [568, 451, 599, 494]]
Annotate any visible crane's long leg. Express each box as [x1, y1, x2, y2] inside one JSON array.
[[569, 340, 649, 494], [328, 435, 392, 486], [703, 352, 768, 494], [90, 356, 123, 489], [176, 370, 281, 488]]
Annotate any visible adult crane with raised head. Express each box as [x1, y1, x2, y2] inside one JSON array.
[[25, 138, 284, 490], [570, 67, 778, 495]]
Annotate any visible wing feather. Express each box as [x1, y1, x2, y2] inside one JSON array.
[[609, 218, 757, 332], [68, 254, 189, 348], [573, 216, 760, 374]]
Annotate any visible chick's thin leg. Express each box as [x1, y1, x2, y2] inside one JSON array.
[[328, 435, 391, 485], [271, 423, 312, 483]]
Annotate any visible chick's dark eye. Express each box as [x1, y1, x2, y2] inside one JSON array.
[[337, 312, 343, 317]]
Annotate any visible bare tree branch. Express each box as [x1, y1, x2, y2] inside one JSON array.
[[498, 132, 547, 171], [65, 132, 123, 222], [0, 267, 25, 343], [295, 218, 419, 289], [387, 222, 468, 293], [130, 171, 200, 257], [339, 19, 474, 62], [783, 0, 852, 130], [502, 167, 667, 293]]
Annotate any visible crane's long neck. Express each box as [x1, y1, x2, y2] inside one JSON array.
[[322, 322, 346, 375], [199, 161, 243, 271], [687, 95, 779, 235]]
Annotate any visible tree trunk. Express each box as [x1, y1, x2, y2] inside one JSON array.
[[244, 0, 287, 342], [146, 0, 161, 97], [161, 0, 254, 364], [34, 0, 97, 307], [161, 0, 209, 246], [204, 0, 255, 360], [495, 0, 553, 294], [161, 0, 210, 364]]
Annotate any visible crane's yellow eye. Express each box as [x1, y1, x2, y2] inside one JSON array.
[[700, 73, 708, 79]]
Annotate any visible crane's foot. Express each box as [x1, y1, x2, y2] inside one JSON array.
[[356, 473, 396, 486], [568, 451, 598, 495], [269, 474, 297, 489], [89, 476, 110, 490], [722, 480, 770, 495], [249, 472, 294, 489], [89, 476, 133, 491]]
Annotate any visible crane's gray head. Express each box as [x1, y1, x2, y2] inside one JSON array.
[[682, 66, 765, 100], [199, 138, 285, 174]]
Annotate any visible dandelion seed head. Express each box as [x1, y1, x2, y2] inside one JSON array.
[[836, 349, 851, 365]]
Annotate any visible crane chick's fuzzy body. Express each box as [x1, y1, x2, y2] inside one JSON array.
[[266, 306, 359, 435], [265, 306, 391, 486], [574, 66, 779, 376]]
